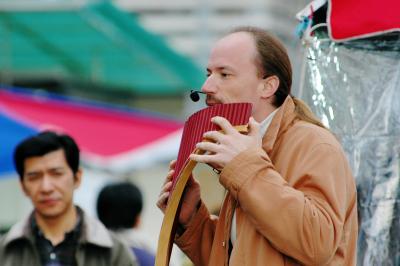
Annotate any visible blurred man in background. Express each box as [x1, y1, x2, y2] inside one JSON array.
[[0, 131, 136, 266], [157, 26, 358, 265], [97, 182, 156, 266]]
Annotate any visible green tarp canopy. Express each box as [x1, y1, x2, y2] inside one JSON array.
[[0, 2, 203, 95]]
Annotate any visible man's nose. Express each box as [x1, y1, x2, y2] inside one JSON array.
[[40, 176, 54, 192], [201, 76, 216, 93]]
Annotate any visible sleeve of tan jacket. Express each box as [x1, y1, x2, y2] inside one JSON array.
[[219, 142, 356, 265], [175, 201, 218, 266]]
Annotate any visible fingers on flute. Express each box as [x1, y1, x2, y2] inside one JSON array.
[[157, 191, 170, 212], [159, 180, 173, 202], [196, 141, 219, 153], [189, 153, 216, 164], [247, 117, 260, 136], [169, 159, 177, 170], [203, 131, 225, 143], [211, 116, 236, 134], [161, 169, 174, 189], [158, 160, 176, 212], [162, 180, 172, 192]]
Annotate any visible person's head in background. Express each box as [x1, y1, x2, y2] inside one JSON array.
[[13, 130, 82, 223], [97, 182, 143, 229]]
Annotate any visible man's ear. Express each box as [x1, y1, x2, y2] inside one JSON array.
[[73, 168, 83, 189], [261, 75, 280, 99]]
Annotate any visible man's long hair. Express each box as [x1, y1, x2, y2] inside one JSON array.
[[231, 26, 325, 129]]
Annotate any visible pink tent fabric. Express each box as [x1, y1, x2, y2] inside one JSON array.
[[0, 89, 183, 173]]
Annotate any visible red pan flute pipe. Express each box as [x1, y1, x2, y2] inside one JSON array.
[[156, 103, 252, 266]]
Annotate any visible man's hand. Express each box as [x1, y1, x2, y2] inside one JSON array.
[[189, 116, 261, 171], [156, 160, 201, 227]]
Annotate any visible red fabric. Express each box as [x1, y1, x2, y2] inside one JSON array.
[[0, 90, 182, 157], [328, 0, 400, 41]]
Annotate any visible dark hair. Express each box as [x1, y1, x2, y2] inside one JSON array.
[[97, 182, 143, 230], [230, 26, 325, 128], [13, 131, 80, 180]]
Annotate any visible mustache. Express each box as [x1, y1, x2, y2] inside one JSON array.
[[206, 95, 224, 104], [206, 95, 217, 104]]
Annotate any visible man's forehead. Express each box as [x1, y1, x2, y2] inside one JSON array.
[[24, 150, 68, 170], [208, 33, 258, 69], [213, 32, 256, 52]]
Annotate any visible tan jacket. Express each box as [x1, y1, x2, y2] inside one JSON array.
[[176, 96, 358, 265]]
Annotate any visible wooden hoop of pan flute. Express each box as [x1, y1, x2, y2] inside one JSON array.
[[155, 103, 252, 266]]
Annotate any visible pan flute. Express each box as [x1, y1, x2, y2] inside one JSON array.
[[155, 103, 252, 266]]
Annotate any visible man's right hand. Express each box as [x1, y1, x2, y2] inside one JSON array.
[[156, 160, 201, 228]]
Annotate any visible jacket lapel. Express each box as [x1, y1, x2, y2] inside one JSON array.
[[262, 96, 297, 155]]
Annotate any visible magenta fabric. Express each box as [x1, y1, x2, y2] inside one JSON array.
[[0, 89, 182, 158]]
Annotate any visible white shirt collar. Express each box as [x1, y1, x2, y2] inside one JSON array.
[[258, 108, 279, 137]]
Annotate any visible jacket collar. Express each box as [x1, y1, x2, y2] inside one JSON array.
[[3, 213, 34, 246], [3, 206, 113, 248], [80, 211, 113, 248], [262, 96, 297, 154]]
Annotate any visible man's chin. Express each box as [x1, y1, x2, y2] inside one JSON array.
[[35, 210, 63, 220], [35, 205, 66, 220]]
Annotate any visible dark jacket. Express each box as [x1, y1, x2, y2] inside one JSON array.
[[0, 207, 137, 266]]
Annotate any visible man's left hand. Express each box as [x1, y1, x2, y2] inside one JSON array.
[[189, 116, 262, 171]]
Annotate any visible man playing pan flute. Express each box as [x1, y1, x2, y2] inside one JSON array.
[[157, 26, 358, 266]]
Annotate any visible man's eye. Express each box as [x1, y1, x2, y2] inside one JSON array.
[[26, 175, 40, 181], [221, 73, 229, 77], [52, 172, 64, 177]]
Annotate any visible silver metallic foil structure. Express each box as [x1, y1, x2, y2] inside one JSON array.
[[299, 33, 400, 265]]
